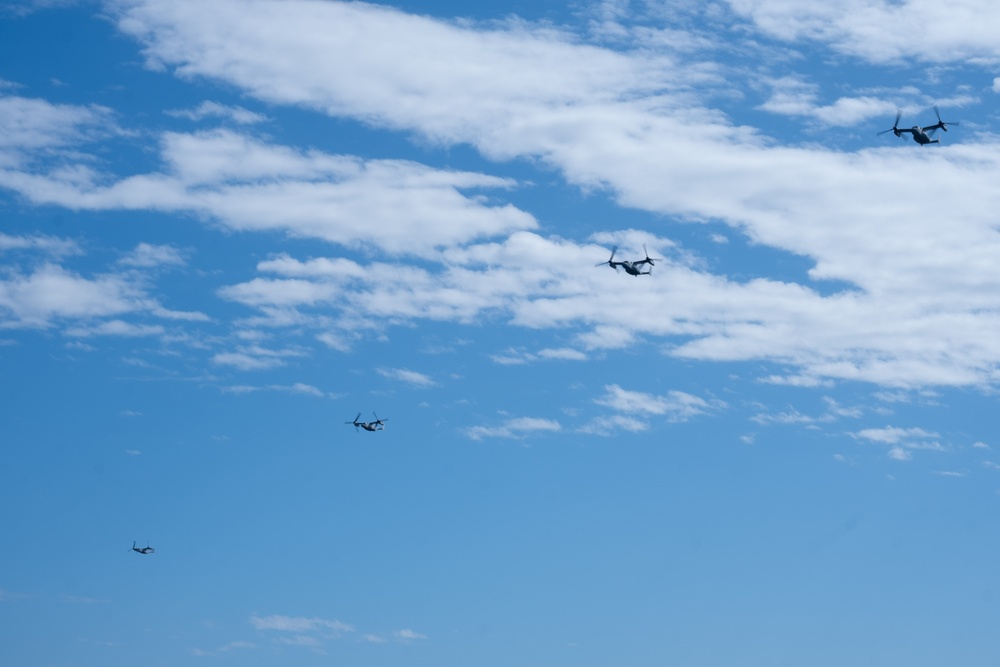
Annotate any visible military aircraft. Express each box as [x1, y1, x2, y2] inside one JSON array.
[[130, 541, 154, 555], [596, 244, 661, 276], [346, 412, 387, 432], [878, 106, 959, 145]]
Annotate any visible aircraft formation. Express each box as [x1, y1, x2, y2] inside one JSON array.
[[130, 104, 965, 555]]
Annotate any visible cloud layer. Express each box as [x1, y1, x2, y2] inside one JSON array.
[[3, 1, 1000, 389]]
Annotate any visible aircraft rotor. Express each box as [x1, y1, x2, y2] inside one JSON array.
[[930, 105, 958, 133], [596, 246, 619, 272], [877, 110, 903, 138], [641, 243, 663, 266]]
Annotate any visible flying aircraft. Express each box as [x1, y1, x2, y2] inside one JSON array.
[[130, 541, 154, 555], [878, 106, 958, 145], [346, 412, 387, 432], [596, 244, 661, 276]]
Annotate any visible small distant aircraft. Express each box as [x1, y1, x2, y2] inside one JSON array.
[[878, 106, 958, 145], [130, 541, 154, 555], [596, 244, 661, 276], [346, 412, 387, 432]]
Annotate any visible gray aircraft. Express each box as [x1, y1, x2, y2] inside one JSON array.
[[596, 244, 661, 276], [130, 541, 154, 555], [346, 412, 387, 432], [878, 106, 958, 145]]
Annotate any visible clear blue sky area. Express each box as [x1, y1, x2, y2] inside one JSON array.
[[2, 1, 1000, 665]]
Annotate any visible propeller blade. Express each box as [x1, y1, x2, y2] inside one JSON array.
[[642, 244, 663, 265], [877, 110, 902, 136]]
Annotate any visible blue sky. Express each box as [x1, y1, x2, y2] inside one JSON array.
[[2, 0, 1000, 664]]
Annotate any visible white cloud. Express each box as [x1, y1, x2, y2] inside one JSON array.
[[149, 304, 209, 321], [377, 367, 435, 387], [490, 346, 587, 364], [219, 278, 341, 308], [757, 77, 896, 126], [212, 346, 304, 371], [119, 242, 186, 268], [89, 1, 1000, 390], [852, 425, 946, 461], [752, 407, 818, 426], [538, 347, 587, 361], [0, 264, 145, 328], [888, 446, 912, 461], [728, 0, 1000, 65], [0, 94, 116, 167], [578, 414, 649, 436], [466, 416, 562, 440], [65, 319, 165, 337], [595, 384, 723, 421], [4, 3, 1000, 390], [248, 614, 422, 651], [223, 382, 326, 397], [0, 127, 536, 258], [0, 232, 80, 256], [190, 640, 256, 657], [249, 615, 353, 636], [166, 100, 267, 124], [852, 425, 939, 444]]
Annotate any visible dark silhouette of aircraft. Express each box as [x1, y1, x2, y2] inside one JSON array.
[[130, 541, 154, 555], [878, 106, 958, 145], [596, 244, 661, 276], [346, 412, 387, 432]]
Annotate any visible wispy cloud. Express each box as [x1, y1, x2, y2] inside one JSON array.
[[377, 367, 435, 387], [578, 414, 649, 436], [466, 416, 562, 440], [491, 347, 587, 364], [223, 382, 328, 397], [118, 242, 186, 268], [595, 384, 723, 422], [191, 640, 257, 657], [65, 320, 165, 337], [166, 100, 267, 125], [250, 615, 353, 635], [0, 264, 145, 328], [852, 426, 940, 445], [4, 2, 1000, 390], [752, 397, 863, 426], [0, 232, 80, 256], [728, 0, 1000, 64], [248, 614, 424, 651], [212, 346, 305, 371], [851, 425, 946, 461]]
